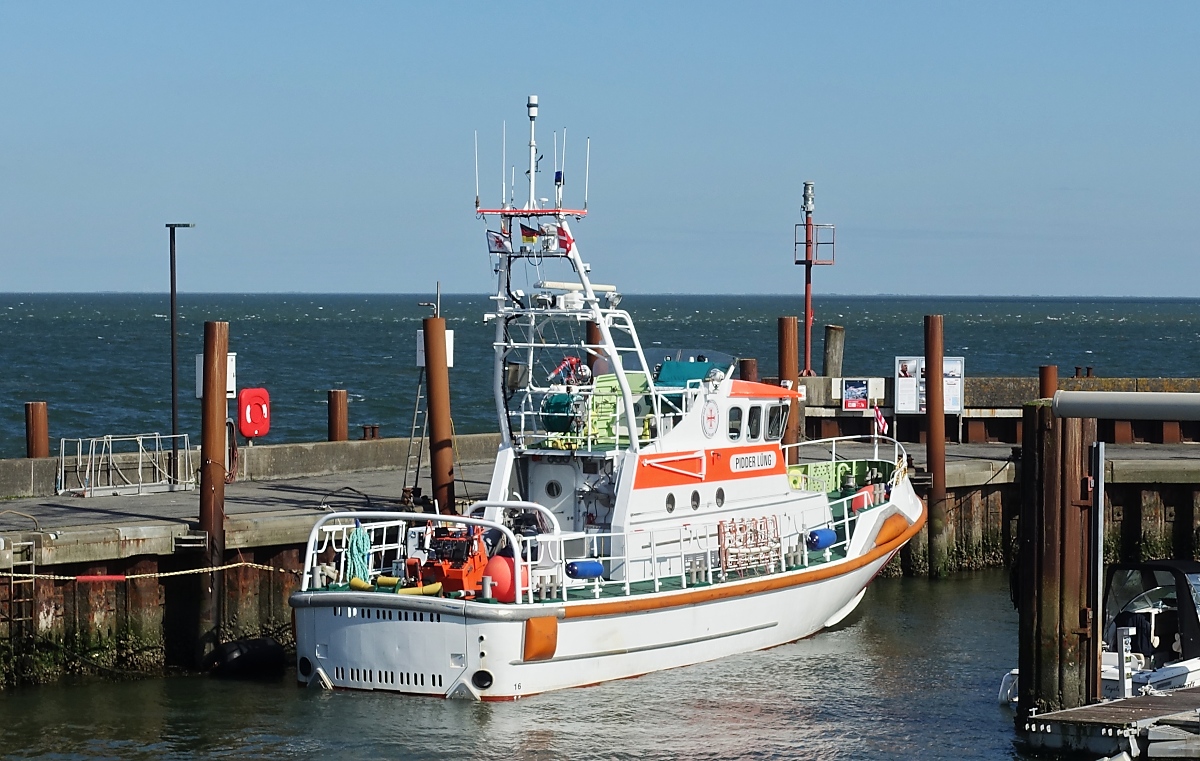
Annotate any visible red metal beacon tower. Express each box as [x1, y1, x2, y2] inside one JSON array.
[[794, 181, 836, 376]]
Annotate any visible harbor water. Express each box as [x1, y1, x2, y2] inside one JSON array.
[[4, 293, 1200, 459], [0, 570, 1025, 760]]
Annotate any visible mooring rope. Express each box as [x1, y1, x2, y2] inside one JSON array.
[[346, 525, 371, 582], [0, 560, 299, 583]]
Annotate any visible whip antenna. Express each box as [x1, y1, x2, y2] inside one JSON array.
[[583, 137, 591, 211], [474, 130, 480, 210]]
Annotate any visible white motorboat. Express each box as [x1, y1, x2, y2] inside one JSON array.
[[289, 96, 927, 700]]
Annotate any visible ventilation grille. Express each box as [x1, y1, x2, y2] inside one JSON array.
[[332, 606, 443, 623], [331, 665, 445, 690]]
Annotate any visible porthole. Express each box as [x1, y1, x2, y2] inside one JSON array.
[[666, 493, 676, 513], [545, 480, 562, 498], [690, 490, 700, 510], [715, 488, 725, 507]]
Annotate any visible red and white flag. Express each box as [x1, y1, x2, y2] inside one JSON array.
[[486, 230, 512, 254], [874, 405, 889, 436], [556, 225, 574, 253]]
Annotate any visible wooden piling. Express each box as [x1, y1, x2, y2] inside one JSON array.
[[586, 321, 603, 371], [327, 389, 348, 442], [1017, 402, 1098, 719], [423, 316, 455, 513], [925, 315, 949, 577], [198, 321, 228, 667], [778, 317, 800, 462], [1039, 365, 1058, 399], [738, 358, 758, 383], [822, 325, 845, 378], [24, 401, 49, 459]]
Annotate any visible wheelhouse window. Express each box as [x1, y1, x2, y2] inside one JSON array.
[[727, 406, 743, 440], [766, 403, 789, 441], [747, 406, 762, 441]]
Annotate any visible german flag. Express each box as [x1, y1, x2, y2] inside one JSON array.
[[520, 224, 540, 244]]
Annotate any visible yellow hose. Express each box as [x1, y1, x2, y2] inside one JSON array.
[[396, 582, 442, 596], [349, 577, 373, 591]]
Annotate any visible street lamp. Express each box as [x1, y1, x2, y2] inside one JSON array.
[[167, 223, 195, 484]]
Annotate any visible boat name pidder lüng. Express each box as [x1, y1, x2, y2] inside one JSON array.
[[289, 95, 928, 700]]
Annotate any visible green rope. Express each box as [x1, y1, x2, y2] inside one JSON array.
[[347, 525, 372, 583]]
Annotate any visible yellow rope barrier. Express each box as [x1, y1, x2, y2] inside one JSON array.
[[0, 560, 299, 582]]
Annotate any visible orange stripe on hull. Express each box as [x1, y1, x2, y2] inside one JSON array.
[[563, 507, 927, 619], [633, 444, 786, 489]]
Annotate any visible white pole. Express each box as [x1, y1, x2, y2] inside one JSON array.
[[584, 137, 591, 211], [474, 130, 480, 209], [500, 121, 506, 210], [527, 95, 538, 209]]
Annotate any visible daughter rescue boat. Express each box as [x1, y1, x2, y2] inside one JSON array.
[[289, 96, 927, 700]]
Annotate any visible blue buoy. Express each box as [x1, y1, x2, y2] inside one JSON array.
[[566, 560, 604, 579], [807, 528, 837, 551]]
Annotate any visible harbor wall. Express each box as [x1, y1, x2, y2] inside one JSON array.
[[0, 432, 503, 500], [799, 376, 1200, 444]]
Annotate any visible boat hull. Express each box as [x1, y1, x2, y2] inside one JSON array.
[[292, 548, 896, 700]]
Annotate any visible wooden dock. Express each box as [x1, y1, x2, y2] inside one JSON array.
[[1022, 686, 1200, 758]]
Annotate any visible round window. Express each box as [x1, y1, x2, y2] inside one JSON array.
[[690, 490, 700, 510], [546, 480, 562, 498], [665, 493, 676, 513], [715, 487, 725, 507]]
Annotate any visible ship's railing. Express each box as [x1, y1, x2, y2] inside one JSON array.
[[507, 376, 706, 452], [782, 435, 909, 493], [516, 500, 865, 603], [298, 491, 877, 602], [57, 433, 195, 497]]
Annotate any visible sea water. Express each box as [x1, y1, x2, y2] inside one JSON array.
[[0, 570, 1023, 761], [3, 293, 1199, 459]]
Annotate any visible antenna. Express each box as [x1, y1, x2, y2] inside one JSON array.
[[527, 94, 538, 209], [501, 121, 506, 210], [583, 137, 591, 211], [474, 131, 480, 210], [556, 128, 567, 209], [509, 166, 515, 207]]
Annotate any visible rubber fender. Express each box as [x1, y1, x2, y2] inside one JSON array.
[[566, 560, 604, 579], [807, 528, 837, 551]]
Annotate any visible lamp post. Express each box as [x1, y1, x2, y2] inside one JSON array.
[[167, 223, 195, 483]]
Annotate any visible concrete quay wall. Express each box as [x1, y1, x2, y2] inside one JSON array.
[[0, 432, 503, 500]]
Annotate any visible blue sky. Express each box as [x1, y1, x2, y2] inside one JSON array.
[[1, 3, 1196, 295]]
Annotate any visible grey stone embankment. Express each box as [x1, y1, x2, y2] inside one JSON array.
[[0, 433, 502, 501]]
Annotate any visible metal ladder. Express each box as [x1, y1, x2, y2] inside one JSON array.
[[401, 369, 470, 505], [5, 541, 36, 644], [402, 368, 428, 492]]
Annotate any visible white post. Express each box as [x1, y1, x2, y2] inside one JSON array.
[[1117, 626, 1135, 698], [527, 95, 538, 209]]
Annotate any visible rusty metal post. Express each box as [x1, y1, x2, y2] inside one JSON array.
[[1017, 402, 1097, 723], [423, 316, 455, 513], [924, 315, 948, 577], [1039, 365, 1058, 400], [586, 321, 603, 371], [24, 401, 49, 458], [778, 316, 800, 462], [327, 389, 348, 442], [198, 320, 228, 667], [738, 358, 758, 383], [801, 188, 816, 377], [822, 324, 845, 378]]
